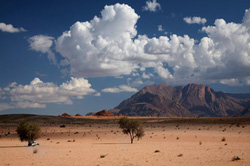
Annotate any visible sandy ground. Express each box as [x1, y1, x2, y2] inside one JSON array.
[[1, 122, 250, 166]]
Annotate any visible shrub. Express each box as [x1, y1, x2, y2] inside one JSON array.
[[16, 121, 41, 146], [155, 150, 160, 153], [221, 137, 226, 142], [100, 155, 107, 158], [232, 156, 240, 161], [177, 154, 183, 157], [60, 125, 66, 128], [118, 117, 145, 144]]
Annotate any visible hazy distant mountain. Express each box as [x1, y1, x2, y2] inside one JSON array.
[[111, 84, 250, 117]]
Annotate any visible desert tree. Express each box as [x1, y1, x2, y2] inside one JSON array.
[[16, 121, 41, 146], [118, 117, 145, 144]]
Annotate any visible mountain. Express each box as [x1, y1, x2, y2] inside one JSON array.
[[112, 84, 250, 117], [238, 106, 250, 117]]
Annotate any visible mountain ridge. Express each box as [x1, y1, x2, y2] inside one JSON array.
[[111, 83, 250, 117]]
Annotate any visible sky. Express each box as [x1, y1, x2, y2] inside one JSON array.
[[1, 0, 250, 115]]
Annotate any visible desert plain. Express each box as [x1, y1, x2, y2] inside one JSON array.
[[0, 115, 250, 166]]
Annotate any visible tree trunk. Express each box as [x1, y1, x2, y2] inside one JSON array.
[[129, 131, 133, 144]]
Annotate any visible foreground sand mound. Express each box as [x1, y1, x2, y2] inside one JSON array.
[[94, 110, 115, 116]]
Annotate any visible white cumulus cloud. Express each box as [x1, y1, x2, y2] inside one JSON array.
[[95, 92, 101, 96], [29, 35, 57, 65], [0, 22, 26, 33], [183, 17, 207, 25], [158, 25, 164, 31], [0, 102, 46, 111], [56, 3, 143, 77], [130, 78, 154, 87], [48, 4, 250, 86], [0, 77, 96, 111], [102, 85, 138, 93], [143, 0, 161, 12], [143, 9, 250, 85]]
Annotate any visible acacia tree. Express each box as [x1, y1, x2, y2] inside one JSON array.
[[16, 121, 41, 146], [118, 117, 145, 144]]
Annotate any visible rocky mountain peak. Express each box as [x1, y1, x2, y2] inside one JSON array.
[[113, 83, 250, 117]]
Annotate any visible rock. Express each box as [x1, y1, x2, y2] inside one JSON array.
[[58, 113, 72, 117], [94, 110, 115, 116]]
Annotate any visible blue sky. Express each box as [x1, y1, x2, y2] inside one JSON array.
[[1, 0, 250, 115]]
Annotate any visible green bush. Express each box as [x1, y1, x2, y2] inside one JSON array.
[[155, 150, 160, 153], [177, 154, 183, 157], [118, 117, 145, 144], [16, 121, 41, 146], [100, 154, 107, 158], [232, 156, 240, 161]]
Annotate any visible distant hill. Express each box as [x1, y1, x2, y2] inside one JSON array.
[[1, 114, 250, 126], [94, 109, 115, 116], [112, 83, 250, 117], [0, 114, 117, 125]]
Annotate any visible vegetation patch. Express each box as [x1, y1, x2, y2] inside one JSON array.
[[232, 156, 241, 161], [100, 154, 107, 158], [155, 150, 160, 153], [177, 154, 183, 157], [118, 117, 145, 144], [16, 121, 41, 146]]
